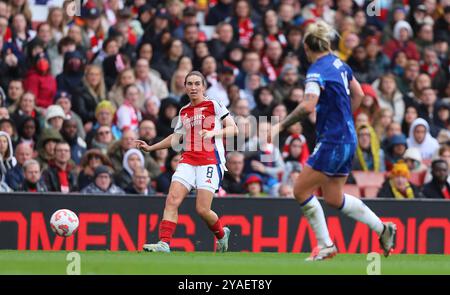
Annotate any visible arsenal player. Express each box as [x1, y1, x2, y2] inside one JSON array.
[[135, 71, 238, 253]]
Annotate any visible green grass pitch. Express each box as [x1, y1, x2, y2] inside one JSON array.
[[1, 251, 449, 275]]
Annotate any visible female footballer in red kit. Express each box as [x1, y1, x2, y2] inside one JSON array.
[[135, 71, 238, 252]]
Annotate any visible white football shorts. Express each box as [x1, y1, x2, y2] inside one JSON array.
[[172, 163, 225, 193]]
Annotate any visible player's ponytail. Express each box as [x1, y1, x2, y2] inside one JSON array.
[[303, 20, 335, 53]]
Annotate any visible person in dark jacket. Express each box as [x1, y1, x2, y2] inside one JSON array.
[[5, 142, 33, 191], [81, 165, 125, 194], [222, 151, 246, 194], [422, 159, 450, 199], [72, 64, 107, 125], [377, 161, 423, 199], [156, 97, 179, 138], [17, 159, 48, 192], [56, 50, 86, 96], [205, 0, 233, 25], [41, 142, 78, 193], [156, 152, 181, 194], [251, 86, 276, 119], [125, 167, 156, 196], [60, 118, 86, 165], [35, 128, 63, 171]]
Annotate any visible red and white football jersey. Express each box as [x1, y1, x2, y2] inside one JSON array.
[[174, 98, 229, 167]]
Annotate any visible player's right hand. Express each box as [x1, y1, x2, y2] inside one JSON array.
[[134, 140, 152, 153]]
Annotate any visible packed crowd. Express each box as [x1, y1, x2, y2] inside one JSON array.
[[0, 0, 448, 199]]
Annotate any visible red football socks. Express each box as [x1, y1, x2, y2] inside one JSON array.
[[209, 219, 225, 239], [159, 220, 177, 244]]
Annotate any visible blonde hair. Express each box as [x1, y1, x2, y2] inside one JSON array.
[[303, 20, 335, 53]]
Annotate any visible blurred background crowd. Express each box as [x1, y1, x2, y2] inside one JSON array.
[[0, 0, 448, 199]]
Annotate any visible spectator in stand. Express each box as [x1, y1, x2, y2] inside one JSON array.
[[261, 40, 283, 82], [169, 69, 189, 102], [244, 174, 266, 197], [208, 22, 235, 63], [90, 126, 113, 153], [114, 148, 145, 189], [229, 0, 256, 48], [85, 100, 120, 147], [108, 67, 136, 108], [422, 159, 450, 199], [42, 141, 78, 193], [56, 50, 86, 96], [0, 131, 16, 181], [15, 117, 37, 150], [23, 52, 57, 109], [222, 151, 246, 195], [125, 167, 156, 196], [54, 91, 85, 140], [402, 105, 420, 136], [206, 66, 240, 107], [396, 60, 420, 96], [81, 165, 125, 194], [381, 122, 402, 152], [377, 161, 423, 199], [156, 97, 179, 138], [407, 118, 440, 161], [403, 147, 428, 174], [72, 64, 106, 131], [45, 104, 66, 132], [5, 142, 32, 191], [354, 84, 380, 125], [17, 159, 47, 192], [272, 63, 302, 104], [372, 108, 394, 142], [5, 79, 24, 114], [156, 152, 181, 194], [78, 149, 113, 191], [108, 129, 160, 178], [383, 20, 420, 61], [352, 124, 386, 172], [278, 183, 294, 198], [138, 119, 157, 146], [282, 133, 310, 170], [417, 87, 441, 136], [244, 121, 284, 197], [365, 36, 390, 84], [372, 73, 405, 124], [205, 0, 233, 26], [116, 84, 142, 132], [135, 58, 168, 102], [60, 118, 87, 165], [35, 128, 63, 171], [385, 134, 408, 172], [251, 86, 276, 119], [153, 38, 184, 82], [48, 36, 77, 78]]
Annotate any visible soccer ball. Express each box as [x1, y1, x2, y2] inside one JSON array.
[[50, 209, 79, 237]]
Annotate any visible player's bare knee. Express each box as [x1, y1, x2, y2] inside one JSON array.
[[165, 193, 182, 210]]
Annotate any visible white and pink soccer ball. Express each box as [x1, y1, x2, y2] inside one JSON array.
[[50, 209, 79, 237]]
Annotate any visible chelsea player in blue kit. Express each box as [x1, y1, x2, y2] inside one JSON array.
[[273, 21, 397, 261]]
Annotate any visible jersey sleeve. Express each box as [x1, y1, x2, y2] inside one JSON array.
[[345, 63, 354, 81], [212, 99, 230, 120], [174, 110, 186, 135], [305, 66, 325, 89]]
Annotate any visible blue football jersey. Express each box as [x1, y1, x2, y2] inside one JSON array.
[[305, 54, 357, 145]]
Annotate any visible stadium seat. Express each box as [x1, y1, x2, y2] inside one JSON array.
[[363, 186, 380, 198], [409, 170, 427, 186], [352, 171, 386, 188], [343, 184, 361, 198]]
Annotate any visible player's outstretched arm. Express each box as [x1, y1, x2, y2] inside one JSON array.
[[199, 115, 239, 139], [349, 77, 364, 113], [273, 93, 319, 135], [135, 133, 182, 153]]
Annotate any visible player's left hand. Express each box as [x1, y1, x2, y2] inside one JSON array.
[[199, 129, 216, 139]]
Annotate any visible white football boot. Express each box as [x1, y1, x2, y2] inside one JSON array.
[[143, 241, 171, 253]]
